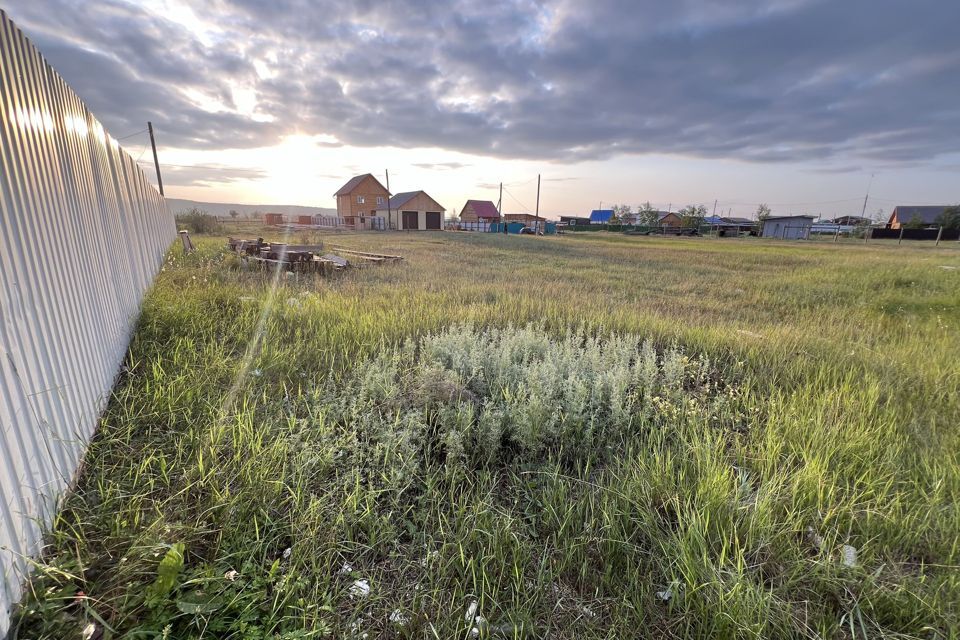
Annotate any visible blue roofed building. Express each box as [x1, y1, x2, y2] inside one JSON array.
[[590, 209, 614, 223]]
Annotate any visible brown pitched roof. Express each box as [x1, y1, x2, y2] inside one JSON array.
[[334, 173, 388, 196]]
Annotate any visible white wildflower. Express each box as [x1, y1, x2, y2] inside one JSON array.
[[841, 544, 858, 567], [350, 579, 371, 598]]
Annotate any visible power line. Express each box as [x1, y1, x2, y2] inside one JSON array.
[[502, 186, 532, 212], [114, 127, 148, 141]]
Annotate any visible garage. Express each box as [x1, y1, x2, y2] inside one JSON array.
[[402, 211, 419, 230], [377, 190, 447, 231]]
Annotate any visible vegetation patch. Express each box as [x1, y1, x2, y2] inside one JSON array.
[[11, 234, 959, 639], [319, 325, 737, 475]]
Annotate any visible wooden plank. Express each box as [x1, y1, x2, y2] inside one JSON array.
[[328, 246, 403, 260]]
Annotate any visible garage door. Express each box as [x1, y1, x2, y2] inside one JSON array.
[[402, 211, 418, 230], [425, 212, 442, 229]]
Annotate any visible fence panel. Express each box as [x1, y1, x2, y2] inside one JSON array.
[[0, 11, 175, 631], [447, 221, 491, 232], [870, 227, 959, 241]]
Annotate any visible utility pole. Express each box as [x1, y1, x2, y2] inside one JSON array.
[[147, 121, 164, 196], [860, 173, 875, 219], [386, 168, 392, 230], [713, 199, 717, 217], [499, 182, 505, 234], [535, 173, 541, 229]]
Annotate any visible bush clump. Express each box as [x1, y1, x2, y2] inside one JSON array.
[[318, 324, 737, 474], [175, 207, 221, 234]]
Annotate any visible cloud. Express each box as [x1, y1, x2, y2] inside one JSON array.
[[6, 0, 959, 166], [412, 162, 472, 170], [805, 166, 863, 175], [149, 163, 268, 187]]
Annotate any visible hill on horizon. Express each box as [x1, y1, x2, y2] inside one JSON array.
[[167, 198, 336, 219]]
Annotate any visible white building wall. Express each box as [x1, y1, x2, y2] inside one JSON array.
[[0, 11, 175, 632]]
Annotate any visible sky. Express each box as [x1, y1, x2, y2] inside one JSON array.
[[5, 0, 959, 219]]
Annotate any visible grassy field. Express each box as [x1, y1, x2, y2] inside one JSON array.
[[13, 231, 960, 639]]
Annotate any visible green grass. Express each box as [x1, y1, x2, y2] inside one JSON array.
[[12, 232, 960, 639]]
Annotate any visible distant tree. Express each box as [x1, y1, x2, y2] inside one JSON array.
[[936, 204, 960, 230], [756, 203, 772, 221], [229, 209, 239, 219], [678, 204, 707, 228], [611, 204, 633, 223], [904, 214, 926, 229], [637, 201, 659, 227]]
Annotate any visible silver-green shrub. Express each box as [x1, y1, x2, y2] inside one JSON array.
[[317, 325, 732, 473]]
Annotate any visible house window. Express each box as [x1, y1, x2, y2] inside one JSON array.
[[377, 196, 384, 205], [357, 195, 365, 204]]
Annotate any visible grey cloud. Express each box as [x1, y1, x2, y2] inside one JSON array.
[[151, 163, 269, 187], [6, 0, 959, 167], [805, 166, 863, 175], [413, 162, 472, 170]]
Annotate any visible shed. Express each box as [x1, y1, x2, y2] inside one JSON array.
[[504, 213, 540, 224], [887, 206, 948, 229], [559, 215, 590, 226], [296, 215, 313, 225], [657, 212, 682, 227], [264, 212, 285, 225], [761, 215, 815, 239], [377, 190, 446, 230], [460, 199, 500, 222]]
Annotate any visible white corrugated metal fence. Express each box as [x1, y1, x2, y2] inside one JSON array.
[[0, 11, 175, 632]]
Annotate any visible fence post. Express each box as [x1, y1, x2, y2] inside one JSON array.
[[834, 225, 840, 242], [898, 226, 904, 245], [936, 226, 943, 247], [864, 227, 869, 244]]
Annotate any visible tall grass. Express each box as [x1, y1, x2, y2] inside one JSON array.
[[12, 233, 960, 638]]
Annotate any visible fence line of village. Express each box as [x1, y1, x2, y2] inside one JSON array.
[[0, 11, 175, 632]]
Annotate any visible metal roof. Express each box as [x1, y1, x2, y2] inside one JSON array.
[[890, 206, 948, 224], [463, 199, 500, 218], [387, 191, 420, 209], [590, 209, 614, 222], [383, 190, 445, 212]]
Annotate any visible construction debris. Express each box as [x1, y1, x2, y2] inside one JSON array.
[[179, 229, 195, 254], [328, 246, 404, 263], [226, 238, 402, 273]]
